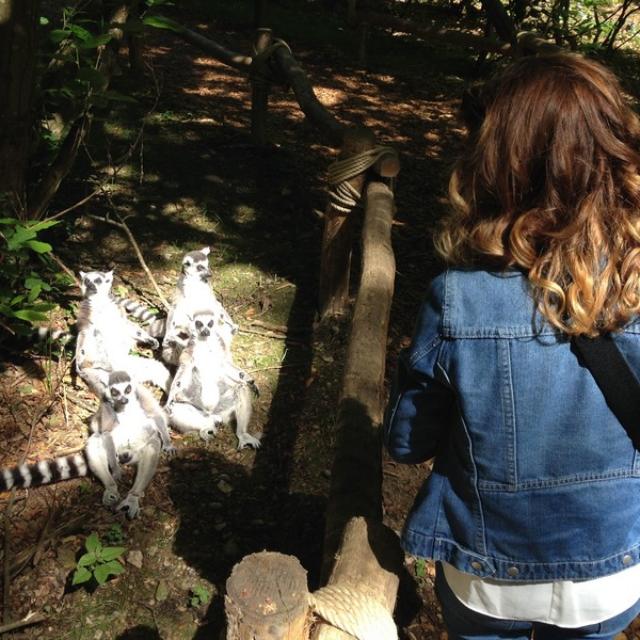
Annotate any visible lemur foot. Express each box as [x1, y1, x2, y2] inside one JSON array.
[[162, 444, 177, 457], [117, 494, 140, 519], [143, 337, 160, 350], [237, 432, 262, 450], [102, 488, 120, 507]]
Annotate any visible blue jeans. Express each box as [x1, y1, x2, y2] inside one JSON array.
[[435, 563, 640, 640]]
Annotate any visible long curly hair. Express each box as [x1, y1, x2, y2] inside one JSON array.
[[436, 54, 640, 336]]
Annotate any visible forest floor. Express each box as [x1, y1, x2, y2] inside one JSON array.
[[2, 2, 640, 639]]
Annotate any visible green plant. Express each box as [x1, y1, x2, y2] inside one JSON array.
[[72, 532, 126, 587], [103, 523, 126, 546], [189, 584, 211, 608], [0, 217, 69, 336]]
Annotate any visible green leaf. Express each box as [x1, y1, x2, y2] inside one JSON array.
[[7, 226, 37, 250], [77, 67, 109, 90], [102, 90, 138, 104], [143, 15, 183, 32], [13, 309, 48, 322], [77, 552, 97, 567], [72, 566, 93, 585], [49, 29, 71, 44], [39, 16, 50, 26], [94, 560, 124, 584], [10, 294, 25, 306], [100, 546, 126, 561], [85, 532, 101, 554], [26, 240, 53, 254], [0, 218, 18, 225], [78, 33, 113, 49], [26, 219, 60, 233], [68, 24, 91, 41]]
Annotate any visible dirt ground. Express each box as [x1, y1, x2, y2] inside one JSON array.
[[2, 2, 640, 639]]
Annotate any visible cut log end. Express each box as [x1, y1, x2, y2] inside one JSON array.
[[225, 551, 310, 640]]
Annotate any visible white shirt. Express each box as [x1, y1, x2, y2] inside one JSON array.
[[443, 561, 640, 627]]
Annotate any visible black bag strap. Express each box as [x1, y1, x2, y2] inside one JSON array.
[[573, 334, 640, 450]]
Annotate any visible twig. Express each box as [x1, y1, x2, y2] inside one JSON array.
[[85, 213, 170, 310], [0, 611, 47, 634], [49, 252, 81, 288], [246, 363, 305, 373], [239, 327, 307, 344], [43, 185, 104, 222]]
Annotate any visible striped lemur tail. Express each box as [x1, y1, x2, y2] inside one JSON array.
[[111, 295, 166, 337], [19, 296, 167, 350], [0, 452, 90, 492]]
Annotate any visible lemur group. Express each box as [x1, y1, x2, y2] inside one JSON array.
[[0, 247, 262, 519]]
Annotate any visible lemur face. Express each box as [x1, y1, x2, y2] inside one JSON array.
[[181, 247, 211, 281], [192, 311, 217, 340], [108, 371, 133, 411], [79, 270, 114, 298]]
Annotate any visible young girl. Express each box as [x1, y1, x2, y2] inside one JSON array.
[[384, 54, 640, 639]]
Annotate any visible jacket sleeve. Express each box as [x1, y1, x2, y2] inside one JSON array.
[[384, 273, 455, 464]]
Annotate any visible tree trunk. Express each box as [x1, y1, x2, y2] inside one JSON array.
[[0, 0, 39, 214]]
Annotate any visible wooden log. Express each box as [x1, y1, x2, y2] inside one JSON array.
[[311, 518, 402, 640], [271, 44, 346, 147], [319, 127, 376, 320], [321, 181, 397, 575], [176, 26, 253, 72], [225, 551, 310, 640], [251, 27, 272, 145]]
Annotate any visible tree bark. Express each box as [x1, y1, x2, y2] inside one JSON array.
[[0, 0, 39, 214]]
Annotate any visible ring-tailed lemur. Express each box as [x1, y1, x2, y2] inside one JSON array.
[[75, 270, 172, 398], [22, 295, 165, 352], [165, 309, 261, 449], [0, 371, 173, 519], [162, 247, 238, 366]]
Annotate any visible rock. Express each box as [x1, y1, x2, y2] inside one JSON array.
[[57, 546, 77, 571], [217, 479, 233, 494], [156, 580, 169, 602], [127, 550, 143, 569]]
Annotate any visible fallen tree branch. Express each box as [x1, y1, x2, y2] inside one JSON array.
[[85, 213, 170, 310], [0, 611, 47, 635], [175, 25, 253, 72]]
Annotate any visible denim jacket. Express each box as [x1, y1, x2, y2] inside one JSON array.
[[384, 269, 640, 581]]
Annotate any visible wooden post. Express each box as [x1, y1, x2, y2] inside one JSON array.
[[251, 27, 272, 145], [318, 126, 376, 320], [225, 551, 311, 640]]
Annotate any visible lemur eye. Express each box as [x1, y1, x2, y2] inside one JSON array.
[[197, 265, 205, 271], [208, 320, 214, 328], [125, 385, 131, 394], [184, 258, 192, 267], [195, 320, 202, 328], [111, 388, 120, 397], [95, 277, 102, 285]]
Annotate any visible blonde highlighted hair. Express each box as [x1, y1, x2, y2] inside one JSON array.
[[436, 54, 640, 336]]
